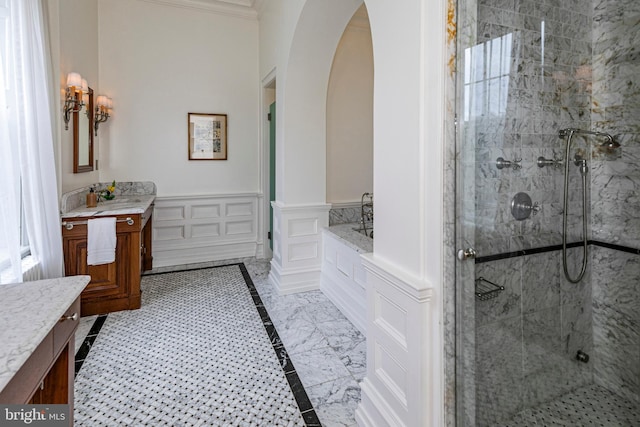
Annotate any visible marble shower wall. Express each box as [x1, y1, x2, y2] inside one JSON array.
[[458, 0, 640, 424], [470, 0, 602, 423], [591, 0, 640, 249], [591, 246, 640, 404], [474, 248, 593, 425], [589, 0, 640, 405], [472, 0, 593, 256], [455, 0, 638, 423]]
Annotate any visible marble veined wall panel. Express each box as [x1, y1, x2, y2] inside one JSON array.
[[461, 0, 639, 423], [474, 250, 592, 423], [471, 0, 593, 257], [591, 245, 640, 404], [591, 0, 640, 250], [590, 0, 640, 406]]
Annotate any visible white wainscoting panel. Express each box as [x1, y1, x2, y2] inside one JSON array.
[[269, 202, 331, 294], [356, 254, 438, 427], [152, 194, 260, 268], [320, 230, 367, 334]]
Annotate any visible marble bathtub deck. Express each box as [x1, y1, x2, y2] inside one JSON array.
[[325, 224, 373, 254], [75, 258, 365, 427]]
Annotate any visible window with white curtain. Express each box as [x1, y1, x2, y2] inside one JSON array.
[[0, 0, 23, 281], [0, 1, 29, 271], [0, 0, 64, 284]]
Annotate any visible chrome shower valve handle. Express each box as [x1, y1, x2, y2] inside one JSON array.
[[537, 156, 563, 169], [511, 192, 541, 220], [495, 157, 522, 170], [531, 201, 541, 215]]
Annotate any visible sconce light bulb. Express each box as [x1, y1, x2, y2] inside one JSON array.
[[81, 78, 88, 95]]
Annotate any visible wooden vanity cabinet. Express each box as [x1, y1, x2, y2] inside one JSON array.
[[62, 205, 153, 316], [0, 296, 80, 425]]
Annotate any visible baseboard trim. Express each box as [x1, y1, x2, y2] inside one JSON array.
[[268, 260, 320, 295], [153, 242, 257, 268]]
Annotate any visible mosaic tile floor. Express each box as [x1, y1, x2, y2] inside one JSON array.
[[502, 383, 640, 426], [74, 264, 314, 426], [75, 258, 365, 426]]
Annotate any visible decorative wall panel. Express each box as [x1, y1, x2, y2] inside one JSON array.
[[152, 194, 259, 267]]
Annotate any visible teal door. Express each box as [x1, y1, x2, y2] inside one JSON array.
[[269, 102, 276, 250]]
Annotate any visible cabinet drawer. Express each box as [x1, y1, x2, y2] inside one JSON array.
[[0, 332, 53, 403], [54, 297, 80, 353]]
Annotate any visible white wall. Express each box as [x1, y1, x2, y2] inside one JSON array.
[[326, 7, 373, 204], [57, 0, 100, 194], [98, 0, 260, 197]]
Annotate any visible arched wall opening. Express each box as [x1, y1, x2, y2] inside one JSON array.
[[326, 4, 373, 209], [277, 0, 364, 205]]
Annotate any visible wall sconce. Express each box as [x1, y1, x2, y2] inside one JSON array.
[[63, 72, 87, 130], [94, 95, 112, 136]]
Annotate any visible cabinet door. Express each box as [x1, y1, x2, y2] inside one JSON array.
[[64, 231, 131, 300]]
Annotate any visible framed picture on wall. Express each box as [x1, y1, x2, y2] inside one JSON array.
[[188, 113, 228, 160]]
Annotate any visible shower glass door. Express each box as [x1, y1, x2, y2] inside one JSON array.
[[455, 0, 640, 424]]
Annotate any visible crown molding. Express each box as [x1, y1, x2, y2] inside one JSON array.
[[138, 0, 258, 20]]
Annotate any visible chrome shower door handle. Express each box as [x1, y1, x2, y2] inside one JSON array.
[[457, 248, 476, 261]]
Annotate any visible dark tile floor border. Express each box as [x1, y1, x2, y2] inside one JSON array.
[[237, 263, 322, 427], [74, 314, 108, 376], [73, 263, 322, 427]]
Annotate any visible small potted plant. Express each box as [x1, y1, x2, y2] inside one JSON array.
[[101, 180, 116, 200]]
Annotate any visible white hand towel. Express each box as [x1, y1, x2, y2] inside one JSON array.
[[87, 217, 117, 266]]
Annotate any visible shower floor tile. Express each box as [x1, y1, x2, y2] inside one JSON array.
[[502, 383, 640, 426]]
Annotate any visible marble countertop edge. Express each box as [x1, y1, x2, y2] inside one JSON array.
[[61, 195, 155, 219], [324, 223, 373, 254], [0, 275, 91, 393]]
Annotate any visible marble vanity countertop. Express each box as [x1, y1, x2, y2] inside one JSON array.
[[0, 275, 90, 393], [60, 181, 156, 214], [325, 223, 373, 253], [61, 194, 156, 218]]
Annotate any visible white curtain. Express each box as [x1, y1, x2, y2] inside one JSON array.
[[1, 0, 63, 283], [0, 52, 23, 284]]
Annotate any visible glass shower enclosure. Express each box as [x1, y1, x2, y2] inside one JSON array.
[[455, 0, 640, 424]]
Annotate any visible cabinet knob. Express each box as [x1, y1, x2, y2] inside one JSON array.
[[59, 312, 78, 322]]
